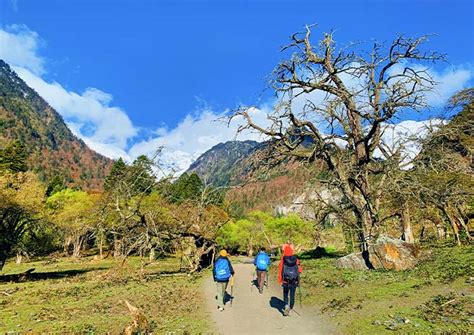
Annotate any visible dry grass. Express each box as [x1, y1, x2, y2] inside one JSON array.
[[0, 255, 210, 333]]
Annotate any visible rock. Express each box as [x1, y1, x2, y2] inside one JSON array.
[[336, 235, 419, 271], [334, 252, 369, 270], [371, 235, 419, 271]]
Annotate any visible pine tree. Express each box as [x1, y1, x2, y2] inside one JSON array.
[[0, 141, 28, 173], [129, 155, 155, 194], [45, 175, 66, 197], [104, 158, 127, 191]]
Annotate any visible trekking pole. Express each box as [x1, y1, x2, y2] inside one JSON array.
[[298, 283, 303, 310], [230, 275, 235, 307], [292, 308, 302, 317], [250, 270, 253, 292]]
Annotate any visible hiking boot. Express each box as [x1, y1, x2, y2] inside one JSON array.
[[217, 306, 224, 311], [283, 305, 290, 316], [259, 289, 263, 294]]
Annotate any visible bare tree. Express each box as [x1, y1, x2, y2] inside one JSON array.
[[231, 25, 444, 260]]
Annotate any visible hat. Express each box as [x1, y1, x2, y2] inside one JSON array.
[[219, 249, 228, 257], [283, 245, 294, 256]]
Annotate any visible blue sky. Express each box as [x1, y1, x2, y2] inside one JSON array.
[[1, 0, 473, 172]]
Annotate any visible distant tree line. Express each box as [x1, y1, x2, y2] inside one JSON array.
[[0, 145, 228, 272]]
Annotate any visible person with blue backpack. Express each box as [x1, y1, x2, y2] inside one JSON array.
[[254, 247, 271, 294], [213, 249, 235, 311]]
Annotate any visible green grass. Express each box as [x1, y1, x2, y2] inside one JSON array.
[[0, 256, 210, 333], [297, 245, 474, 334]]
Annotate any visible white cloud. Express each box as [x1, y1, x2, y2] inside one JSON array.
[[129, 106, 271, 174], [14, 66, 137, 151], [386, 63, 473, 108], [1, 25, 137, 156], [0, 24, 472, 176], [290, 63, 472, 117], [426, 67, 472, 106], [0, 24, 45, 75], [375, 119, 445, 169]]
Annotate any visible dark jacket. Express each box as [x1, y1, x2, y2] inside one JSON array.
[[213, 256, 235, 282]]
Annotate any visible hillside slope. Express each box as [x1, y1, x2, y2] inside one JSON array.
[[0, 60, 112, 190], [186, 140, 260, 186]]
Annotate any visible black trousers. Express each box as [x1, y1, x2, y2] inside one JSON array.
[[283, 283, 297, 309]]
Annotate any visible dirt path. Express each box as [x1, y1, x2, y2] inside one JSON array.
[[203, 260, 340, 335]]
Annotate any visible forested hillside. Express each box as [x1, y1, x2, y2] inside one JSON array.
[[0, 60, 112, 190], [186, 140, 260, 186]]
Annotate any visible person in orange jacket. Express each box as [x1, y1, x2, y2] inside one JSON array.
[[278, 244, 302, 316], [281, 241, 294, 254]]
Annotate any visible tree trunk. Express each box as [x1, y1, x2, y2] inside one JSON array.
[[419, 226, 426, 240], [72, 235, 84, 257], [401, 203, 415, 243], [429, 215, 447, 240], [358, 210, 377, 270], [114, 237, 123, 258], [99, 238, 104, 259], [15, 252, 23, 264], [442, 207, 461, 246], [454, 207, 473, 241], [247, 245, 254, 257], [436, 224, 447, 240], [97, 230, 105, 259], [342, 226, 355, 253], [360, 212, 373, 251], [149, 248, 156, 262], [63, 236, 73, 256]]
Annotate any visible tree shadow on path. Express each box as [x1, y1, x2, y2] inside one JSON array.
[[0, 267, 107, 283], [269, 296, 286, 315]]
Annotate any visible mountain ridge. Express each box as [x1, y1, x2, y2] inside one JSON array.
[[0, 59, 112, 190], [186, 140, 261, 186]]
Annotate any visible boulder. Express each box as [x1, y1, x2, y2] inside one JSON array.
[[371, 235, 419, 270], [334, 252, 368, 270], [336, 235, 419, 271]]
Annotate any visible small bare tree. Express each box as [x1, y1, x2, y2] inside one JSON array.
[[99, 150, 229, 274], [231, 25, 444, 259]]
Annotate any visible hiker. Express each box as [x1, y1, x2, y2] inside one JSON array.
[[253, 247, 271, 294], [213, 249, 235, 311], [281, 241, 294, 254], [278, 245, 302, 316]]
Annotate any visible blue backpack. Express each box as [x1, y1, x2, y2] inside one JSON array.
[[255, 252, 270, 271], [215, 258, 231, 281]]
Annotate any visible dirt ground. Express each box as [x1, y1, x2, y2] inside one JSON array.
[[203, 259, 340, 335]]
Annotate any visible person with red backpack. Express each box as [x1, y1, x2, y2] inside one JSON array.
[[213, 249, 235, 311], [278, 244, 302, 316]]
